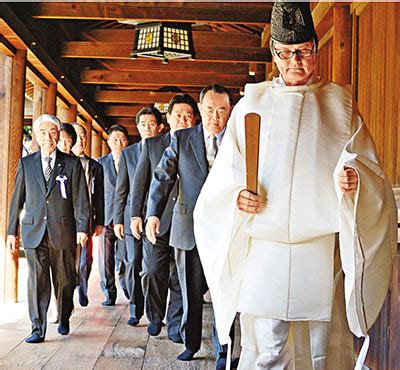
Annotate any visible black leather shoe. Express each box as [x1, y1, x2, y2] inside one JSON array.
[[127, 317, 140, 326], [177, 349, 196, 361], [147, 322, 162, 336], [216, 356, 239, 369], [101, 299, 115, 306], [78, 290, 89, 307], [25, 333, 44, 344], [231, 358, 240, 368], [57, 322, 70, 335], [168, 333, 183, 343], [216, 357, 227, 370]]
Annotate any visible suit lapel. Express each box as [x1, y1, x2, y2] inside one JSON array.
[[47, 150, 65, 196], [190, 124, 208, 177], [32, 151, 47, 195], [108, 153, 117, 177]]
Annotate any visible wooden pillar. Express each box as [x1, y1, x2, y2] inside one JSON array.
[[85, 119, 92, 157], [31, 83, 47, 152], [66, 104, 77, 123], [102, 139, 109, 156], [0, 49, 26, 303], [332, 5, 352, 84], [91, 130, 102, 159], [45, 82, 56, 115], [57, 104, 77, 123]]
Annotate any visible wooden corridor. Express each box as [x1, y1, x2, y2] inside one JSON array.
[[0, 259, 232, 369]]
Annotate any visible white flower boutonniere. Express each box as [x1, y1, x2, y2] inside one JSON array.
[[56, 174, 68, 199]]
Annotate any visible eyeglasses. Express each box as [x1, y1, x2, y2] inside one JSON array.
[[274, 48, 314, 60]]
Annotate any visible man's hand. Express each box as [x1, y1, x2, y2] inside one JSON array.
[[77, 232, 88, 245], [6, 235, 17, 253], [130, 218, 143, 240], [237, 189, 262, 214], [93, 225, 103, 236], [338, 166, 358, 194], [145, 216, 160, 245], [114, 224, 124, 240]]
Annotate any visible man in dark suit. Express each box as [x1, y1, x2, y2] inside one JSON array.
[[97, 124, 129, 306], [72, 122, 104, 307], [146, 85, 234, 366], [7, 114, 89, 343], [130, 94, 197, 342], [113, 107, 164, 326]]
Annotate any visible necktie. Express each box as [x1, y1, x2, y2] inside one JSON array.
[[44, 156, 52, 184], [206, 135, 218, 169], [114, 157, 120, 174]]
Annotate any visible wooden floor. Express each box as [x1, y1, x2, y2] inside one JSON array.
[[0, 258, 230, 370]]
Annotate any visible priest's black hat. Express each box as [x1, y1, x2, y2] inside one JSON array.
[[270, 1, 316, 44]]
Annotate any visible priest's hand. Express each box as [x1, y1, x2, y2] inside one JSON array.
[[93, 225, 103, 236], [237, 189, 262, 214], [114, 224, 124, 240], [77, 232, 88, 246], [130, 217, 143, 240], [6, 235, 17, 253], [146, 216, 160, 245], [338, 166, 358, 194]]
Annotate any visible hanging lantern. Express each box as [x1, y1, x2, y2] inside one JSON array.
[[131, 22, 195, 63]]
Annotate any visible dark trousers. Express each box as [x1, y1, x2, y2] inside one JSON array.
[[125, 233, 144, 319], [25, 232, 76, 339], [142, 231, 183, 337], [98, 225, 128, 302], [212, 318, 236, 361], [78, 234, 93, 299], [175, 246, 208, 353]]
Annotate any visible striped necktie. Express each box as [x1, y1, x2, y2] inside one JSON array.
[[206, 135, 218, 169], [44, 156, 52, 184]]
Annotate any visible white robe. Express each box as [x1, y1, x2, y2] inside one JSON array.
[[193, 79, 397, 363]]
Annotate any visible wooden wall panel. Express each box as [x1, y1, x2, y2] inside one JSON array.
[[317, 39, 333, 81], [356, 3, 399, 185]]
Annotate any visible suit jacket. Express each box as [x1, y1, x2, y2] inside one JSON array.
[[80, 154, 104, 231], [147, 124, 209, 250], [7, 149, 90, 250], [113, 142, 141, 234], [130, 133, 176, 237], [97, 152, 118, 226]]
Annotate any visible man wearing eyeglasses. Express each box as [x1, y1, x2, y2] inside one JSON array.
[[194, 2, 397, 369]]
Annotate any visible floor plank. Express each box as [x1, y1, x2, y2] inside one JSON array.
[[0, 258, 239, 369]]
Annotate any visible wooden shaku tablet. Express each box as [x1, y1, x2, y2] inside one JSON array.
[[245, 112, 261, 195]]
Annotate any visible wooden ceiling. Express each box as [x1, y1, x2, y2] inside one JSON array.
[[4, 2, 273, 138]]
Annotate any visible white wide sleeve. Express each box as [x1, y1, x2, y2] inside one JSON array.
[[334, 113, 397, 339]]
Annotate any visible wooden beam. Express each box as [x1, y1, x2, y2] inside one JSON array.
[[33, 2, 271, 25], [82, 29, 261, 48], [105, 105, 147, 117], [99, 59, 250, 75], [96, 90, 200, 104], [81, 70, 256, 88], [62, 42, 271, 63], [312, 2, 334, 43], [332, 5, 352, 84], [26, 62, 48, 89], [109, 117, 139, 136]]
